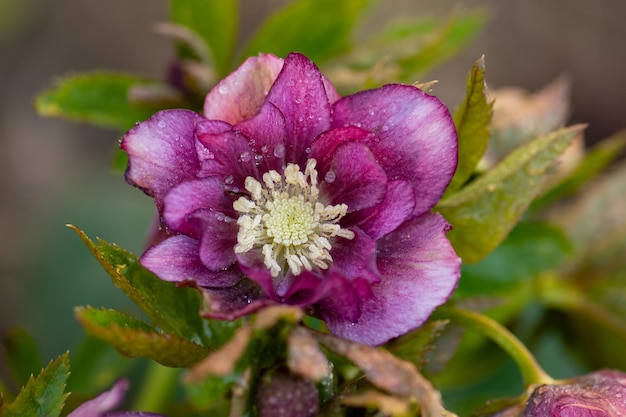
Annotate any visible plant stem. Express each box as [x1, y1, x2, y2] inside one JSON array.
[[435, 305, 554, 387], [132, 361, 180, 413]]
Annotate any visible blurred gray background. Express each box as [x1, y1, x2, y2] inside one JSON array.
[[1, 0, 625, 370]]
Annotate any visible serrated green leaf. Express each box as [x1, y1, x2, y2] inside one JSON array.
[[438, 125, 585, 263], [241, 0, 369, 64], [170, 0, 238, 77], [35, 72, 169, 130], [456, 221, 572, 297], [1, 353, 70, 417], [69, 226, 206, 345], [4, 328, 43, 389], [447, 56, 492, 192], [531, 129, 626, 211], [75, 306, 208, 368]]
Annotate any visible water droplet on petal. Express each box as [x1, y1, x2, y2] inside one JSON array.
[[225, 175, 234, 185], [215, 212, 225, 221], [239, 151, 252, 162], [157, 120, 166, 129], [324, 171, 336, 183], [261, 145, 269, 154], [254, 154, 263, 165], [305, 147, 311, 154], [218, 84, 228, 95], [273, 143, 286, 158]]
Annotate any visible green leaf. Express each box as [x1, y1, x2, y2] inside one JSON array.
[[447, 56, 492, 192], [69, 226, 206, 344], [387, 320, 449, 369], [3, 328, 43, 389], [241, 0, 369, 64], [170, 0, 238, 77], [531, 129, 626, 211], [75, 306, 209, 368], [394, 10, 486, 81], [1, 353, 70, 417], [35, 72, 170, 130], [437, 125, 585, 263], [456, 221, 572, 297]]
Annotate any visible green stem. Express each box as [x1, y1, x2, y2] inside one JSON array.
[[435, 305, 554, 387], [132, 361, 180, 413]]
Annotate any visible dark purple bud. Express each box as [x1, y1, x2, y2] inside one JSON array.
[[496, 369, 626, 417], [256, 368, 319, 417]]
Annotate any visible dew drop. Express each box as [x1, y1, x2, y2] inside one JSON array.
[[305, 147, 311, 154], [215, 212, 225, 221], [157, 120, 166, 129], [261, 145, 269, 154], [273, 143, 286, 158], [254, 154, 263, 165], [324, 171, 336, 183], [239, 151, 252, 162], [224, 175, 234, 185], [368, 109, 375, 116], [217, 84, 228, 95], [232, 186, 240, 193]]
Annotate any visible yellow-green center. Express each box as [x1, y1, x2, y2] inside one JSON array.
[[233, 159, 354, 277]]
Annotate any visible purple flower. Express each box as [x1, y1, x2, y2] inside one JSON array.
[[122, 52, 460, 345], [68, 379, 165, 417], [495, 370, 626, 417]]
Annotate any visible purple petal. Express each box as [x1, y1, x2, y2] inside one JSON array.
[[330, 227, 379, 284], [162, 178, 235, 236], [68, 379, 128, 417], [235, 101, 288, 173], [345, 179, 416, 240], [200, 279, 273, 321], [323, 141, 387, 212], [141, 235, 241, 287], [266, 53, 332, 164], [122, 110, 204, 209], [331, 84, 458, 216], [204, 53, 284, 124], [315, 273, 368, 323], [195, 119, 259, 190], [309, 126, 372, 180], [322, 213, 460, 345]]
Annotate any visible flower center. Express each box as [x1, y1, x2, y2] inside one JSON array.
[[233, 159, 354, 277]]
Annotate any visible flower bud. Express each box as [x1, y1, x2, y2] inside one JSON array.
[[255, 367, 319, 417], [496, 369, 626, 416]]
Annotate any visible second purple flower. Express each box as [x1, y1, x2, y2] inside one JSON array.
[[122, 52, 460, 346]]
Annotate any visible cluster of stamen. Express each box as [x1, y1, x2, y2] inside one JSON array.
[[233, 159, 354, 277]]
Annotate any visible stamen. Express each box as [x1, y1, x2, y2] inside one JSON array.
[[233, 158, 354, 277]]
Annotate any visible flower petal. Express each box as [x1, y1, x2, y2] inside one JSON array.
[[204, 53, 284, 124], [309, 126, 372, 178], [331, 84, 458, 216], [200, 279, 273, 321], [346, 179, 416, 240], [266, 53, 332, 164], [195, 119, 259, 190], [163, 178, 235, 236], [235, 101, 288, 173], [323, 141, 387, 212], [322, 213, 461, 345], [122, 109, 204, 208], [68, 379, 128, 417], [330, 227, 379, 284], [141, 235, 241, 287]]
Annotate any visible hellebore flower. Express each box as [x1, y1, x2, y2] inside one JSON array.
[[68, 379, 165, 417], [494, 369, 626, 417], [122, 52, 460, 346]]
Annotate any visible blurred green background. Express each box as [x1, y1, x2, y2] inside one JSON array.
[[1, 0, 625, 383]]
